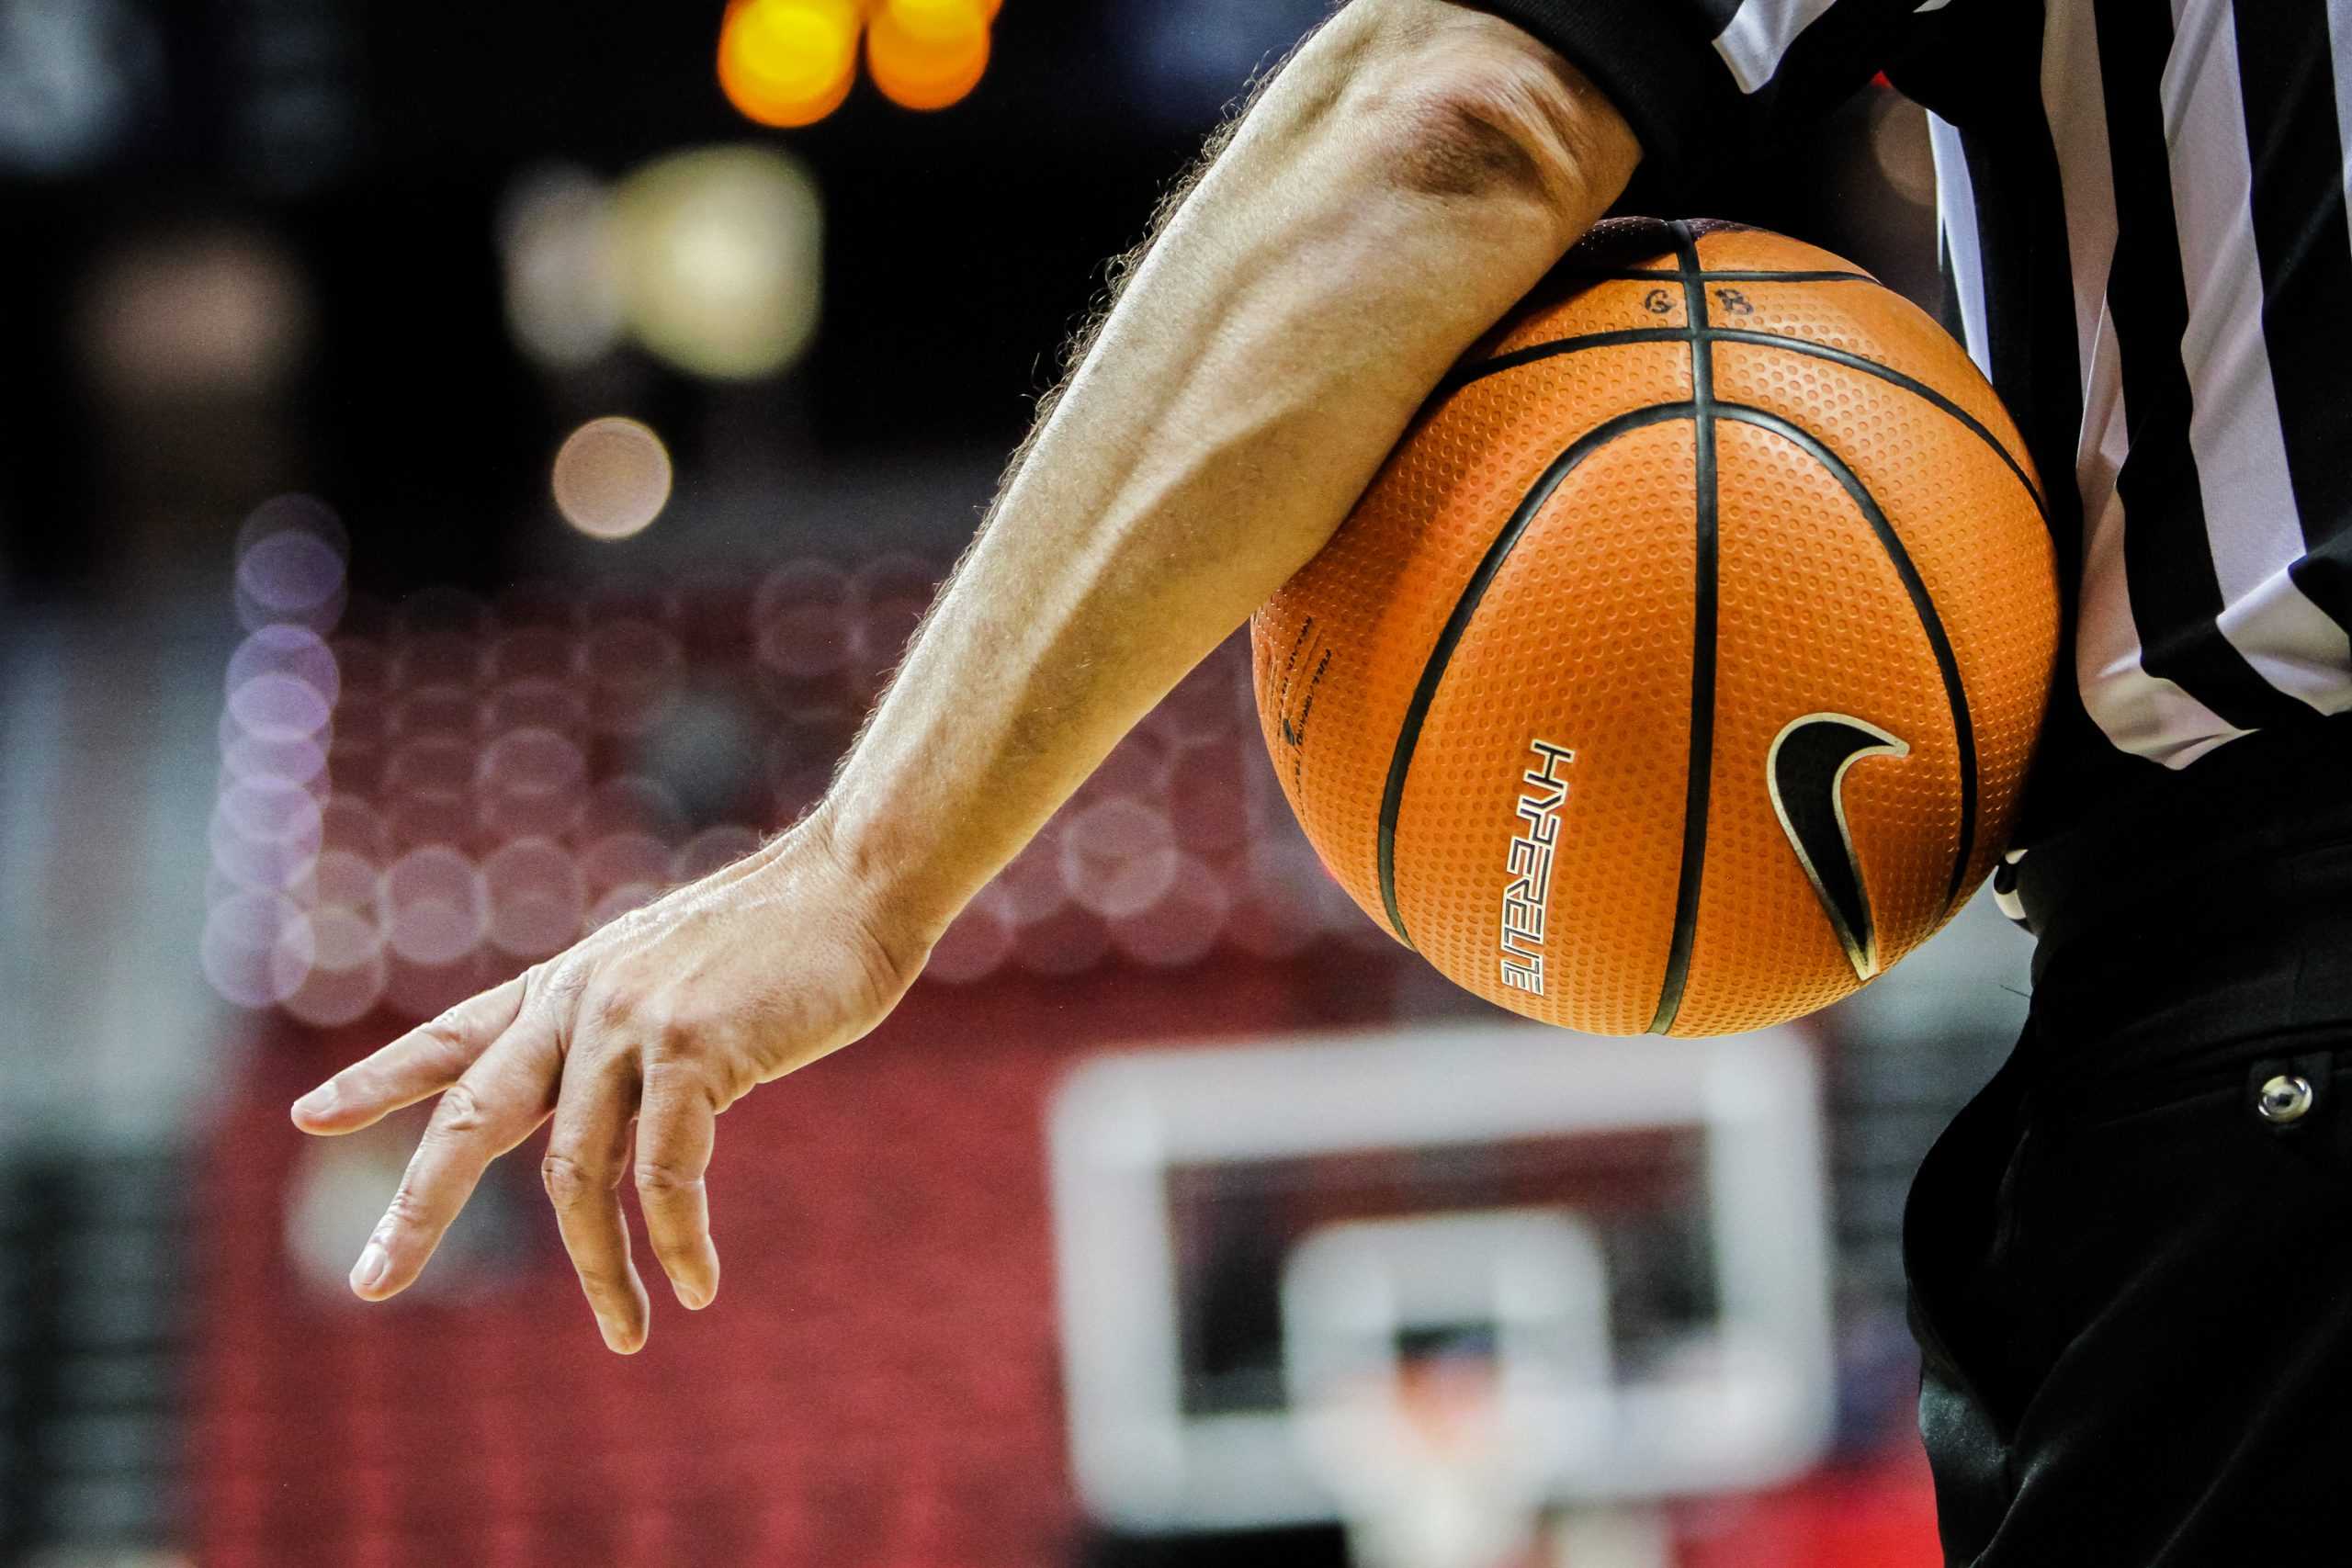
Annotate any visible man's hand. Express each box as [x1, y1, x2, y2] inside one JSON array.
[[289, 812, 921, 1353]]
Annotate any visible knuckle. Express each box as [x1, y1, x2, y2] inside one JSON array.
[[646, 1052, 741, 1122], [633, 1157, 704, 1198], [639, 1046, 713, 1096], [414, 1016, 478, 1077], [587, 983, 639, 1035], [533, 958, 589, 1012], [432, 1080, 492, 1135], [638, 1005, 695, 1059], [540, 1152, 601, 1209], [380, 1186, 429, 1231], [423, 998, 471, 1038]]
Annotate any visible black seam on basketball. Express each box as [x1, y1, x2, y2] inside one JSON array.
[[1374, 402, 1699, 946], [1715, 404, 1979, 914], [1552, 269, 1880, 285], [1646, 220, 1717, 1036], [1706, 331, 2047, 518], [1443, 328, 2046, 525], [1435, 329, 1689, 398]]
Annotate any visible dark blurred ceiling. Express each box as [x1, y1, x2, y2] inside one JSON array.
[[0, 0, 1920, 596]]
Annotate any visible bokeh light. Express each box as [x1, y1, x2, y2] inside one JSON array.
[[78, 227, 312, 400], [497, 164, 626, 370], [1871, 91, 1937, 209], [281, 906, 390, 1028], [1061, 796, 1178, 920], [201, 890, 314, 1010], [613, 144, 823, 381], [234, 499, 347, 632], [384, 846, 487, 966], [207, 545, 1364, 1019], [483, 839, 588, 958], [550, 416, 673, 540], [718, 0, 862, 129], [925, 883, 1018, 985], [867, 0, 991, 113], [674, 824, 764, 882], [477, 728, 589, 840], [580, 617, 686, 735], [1110, 853, 1228, 969]]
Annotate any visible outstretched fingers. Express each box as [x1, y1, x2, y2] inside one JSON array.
[[292, 974, 531, 1134], [351, 1017, 560, 1302]]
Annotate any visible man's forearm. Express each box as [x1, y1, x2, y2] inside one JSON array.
[[815, 0, 1639, 949]]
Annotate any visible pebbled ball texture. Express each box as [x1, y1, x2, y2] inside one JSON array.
[[1250, 220, 2058, 1037]]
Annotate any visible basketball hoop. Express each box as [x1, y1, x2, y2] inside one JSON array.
[[1048, 1027, 1835, 1544]]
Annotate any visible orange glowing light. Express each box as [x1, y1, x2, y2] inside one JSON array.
[[718, 0, 862, 129], [866, 0, 990, 112]]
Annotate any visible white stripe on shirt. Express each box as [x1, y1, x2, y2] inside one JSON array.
[[1927, 113, 1991, 375], [2075, 321, 2255, 767], [1712, 0, 1843, 96], [2326, 3, 2352, 288], [2041, 0, 2251, 764], [2044, 0, 2119, 386], [2166, 0, 2352, 708]]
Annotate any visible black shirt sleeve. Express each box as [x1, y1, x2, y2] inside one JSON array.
[[1462, 0, 1938, 180]]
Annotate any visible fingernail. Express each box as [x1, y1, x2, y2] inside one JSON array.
[[598, 1317, 633, 1353], [293, 1082, 338, 1120], [350, 1243, 388, 1295]]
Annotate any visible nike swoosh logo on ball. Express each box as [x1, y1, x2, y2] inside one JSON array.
[[1767, 713, 1910, 982]]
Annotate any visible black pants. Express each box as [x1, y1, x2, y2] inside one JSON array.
[[1908, 719, 2352, 1565]]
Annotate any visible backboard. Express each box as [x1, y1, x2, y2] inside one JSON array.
[[1047, 1024, 1834, 1535]]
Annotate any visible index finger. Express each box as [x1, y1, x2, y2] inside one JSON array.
[[292, 973, 529, 1134]]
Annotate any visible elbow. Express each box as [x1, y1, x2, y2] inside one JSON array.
[[1384, 74, 1600, 207], [1306, 0, 1643, 223]]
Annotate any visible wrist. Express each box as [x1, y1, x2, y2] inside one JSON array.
[[791, 793, 963, 968]]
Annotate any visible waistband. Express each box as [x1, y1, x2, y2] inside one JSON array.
[[2014, 714, 2352, 1062]]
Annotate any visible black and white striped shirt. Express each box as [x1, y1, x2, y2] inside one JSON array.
[[1482, 0, 2352, 842]]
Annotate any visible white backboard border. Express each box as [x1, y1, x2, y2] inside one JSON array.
[[1046, 1023, 1836, 1533]]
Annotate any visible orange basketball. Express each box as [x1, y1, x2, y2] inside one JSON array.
[[1251, 219, 2058, 1037]]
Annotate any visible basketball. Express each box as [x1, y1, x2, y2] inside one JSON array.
[[1252, 218, 2059, 1037]]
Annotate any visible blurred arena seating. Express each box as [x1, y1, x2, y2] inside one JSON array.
[[203, 507, 1390, 1032], [168, 512, 1962, 1565]]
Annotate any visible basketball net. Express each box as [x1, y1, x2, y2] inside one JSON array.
[[1298, 1354, 1673, 1568], [1297, 1354, 1547, 1568]]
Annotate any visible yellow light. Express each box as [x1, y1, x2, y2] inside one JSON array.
[[613, 145, 824, 381], [867, 0, 990, 113], [719, 0, 862, 129]]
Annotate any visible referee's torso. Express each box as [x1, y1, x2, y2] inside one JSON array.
[[1469, 10, 2352, 1557], [1489, 0, 2352, 855]]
